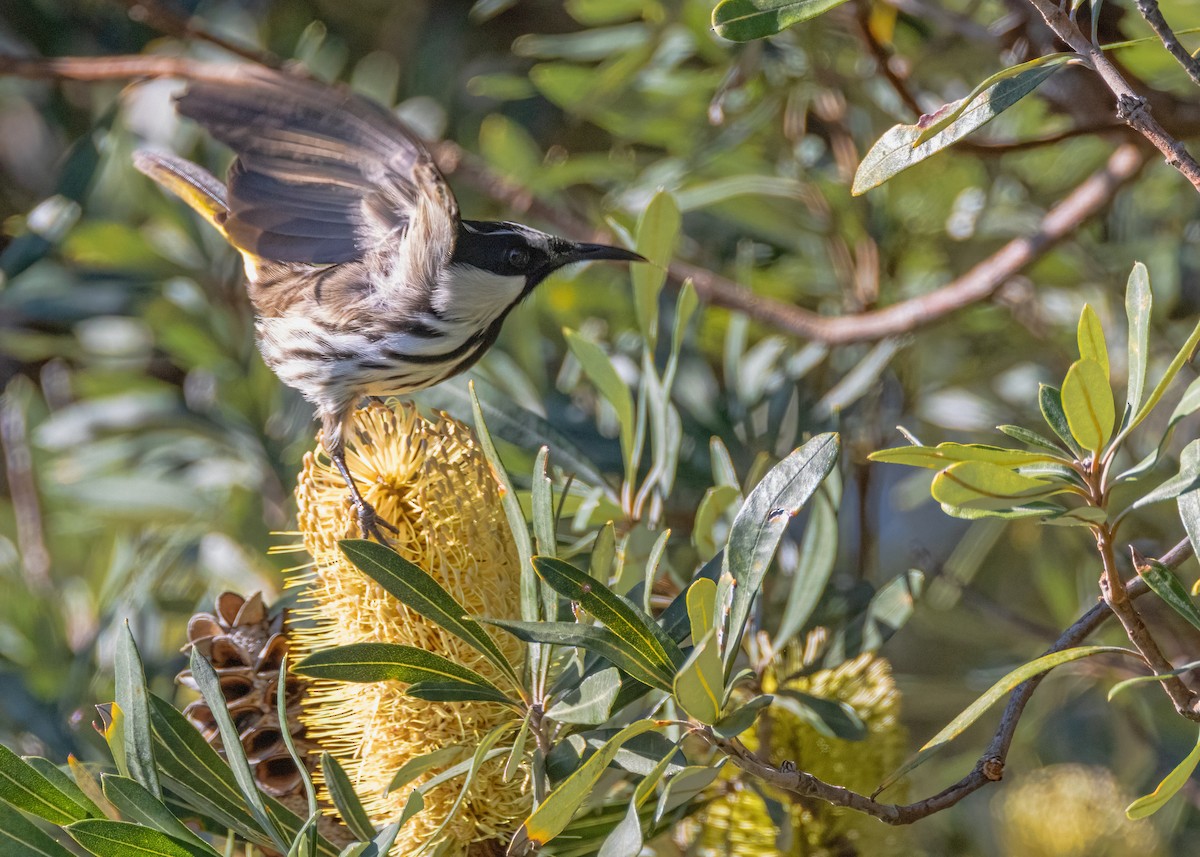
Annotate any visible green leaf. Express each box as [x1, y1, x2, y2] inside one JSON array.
[[655, 763, 726, 819], [1125, 263, 1152, 420], [385, 747, 464, 795], [532, 446, 556, 558], [0, 800, 76, 857], [1061, 359, 1115, 454], [67, 820, 217, 857], [276, 658, 317, 825], [590, 521, 617, 582], [673, 631, 723, 725], [868, 442, 1065, 470], [294, 643, 508, 698], [1126, 728, 1200, 818], [1126, 317, 1200, 437], [533, 556, 684, 673], [547, 668, 623, 726], [1108, 660, 1200, 701], [483, 618, 674, 690], [564, 330, 636, 472], [631, 190, 680, 347], [997, 424, 1068, 455], [712, 0, 850, 41], [404, 681, 518, 705], [409, 723, 515, 848], [1125, 439, 1200, 516], [338, 539, 521, 688], [776, 476, 838, 651], [322, 754, 375, 842], [188, 649, 289, 853], [23, 758, 100, 821], [1136, 557, 1200, 632], [0, 742, 95, 824], [720, 433, 840, 668], [510, 720, 661, 852], [101, 775, 218, 854], [853, 58, 1068, 194], [686, 577, 718, 641], [1118, 375, 1200, 483], [1039, 384, 1086, 457], [712, 695, 774, 739], [774, 690, 866, 740], [337, 822, 399, 857], [875, 646, 1134, 795], [114, 623, 160, 799], [1077, 304, 1109, 376], [930, 461, 1061, 511]]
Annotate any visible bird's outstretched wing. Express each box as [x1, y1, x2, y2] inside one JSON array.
[[175, 67, 457, 294]]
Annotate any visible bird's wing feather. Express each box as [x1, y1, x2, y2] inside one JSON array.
[[174, 68, 458, 291]]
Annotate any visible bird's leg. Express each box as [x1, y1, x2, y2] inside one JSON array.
[[322, 416, 398, 543]]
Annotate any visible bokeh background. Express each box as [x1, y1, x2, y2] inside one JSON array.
[[1, 0, 1199, 853]]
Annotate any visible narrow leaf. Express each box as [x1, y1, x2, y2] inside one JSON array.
[[712, 695, 774, 739], [713, 0, 850, 41], [532, 446, 556, 558], [114, 624, 160, 799], [997, 424, 1068, 455], [67, 820, 216, 857], [1127, 439, 1200, 514], [0, 743, 94, 824], [853, 59, 1066, 194], [385, 747, 464, 795], [1040, 385, 1086, 457], [533, 556, 684, 672], [338, 540, 521, 688], [1136, 557, 1200, 632], [631, 190, 680, 347], [322, 754, 376, 842], [1127, 318, 1200, 435], [404, 681, 518, 705], [672, 630, 724, 725], [721, 433, 840, 669], [875, 646, 1134, 795], [101, 775, 218, 854], [510, 721, 660, 851], [1125, 263, 1152, 418], [776, 474, 840, 648], [868, 442, 1064, 470], [774, 690, 866, 740], [564, 331, 636, 468], [294, 643, 506, 699], [0, 800, 76, 857], [1126, 728, 1200, 818], [930, 461, 1061, 511]]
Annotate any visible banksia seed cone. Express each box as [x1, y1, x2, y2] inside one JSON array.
[[996, 764, 1162, 857], [696, 652, 907, 857], [177, 592, 314, 801], [288, 401, 528, 853]]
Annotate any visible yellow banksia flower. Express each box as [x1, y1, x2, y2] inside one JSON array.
[[996, 764, 1162, 857], [695, 651, 907, 857], [286, 401, 529, 854]]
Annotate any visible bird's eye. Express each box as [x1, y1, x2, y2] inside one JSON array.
[[505, 247, 531, 270]]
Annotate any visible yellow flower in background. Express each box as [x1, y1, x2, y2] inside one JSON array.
[[996, 764, 1162, 857], [695, 652, 907, 857], [287, 401, 529, 853]]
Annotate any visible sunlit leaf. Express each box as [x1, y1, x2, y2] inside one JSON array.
[[632, 191, 680, 347], [853, 58, 1068, 194], [721, 433, 840, 668], [564, 330, 636, 472], [930, 461, 1061, 510], [0, 743, 96, 824], [294, 643, 510, 704], [101, 775, 217, 853], [1060, 359, 1114, 454], [712, 0, 850, 42], [510, 721, 661, 852], [1076, 304, 1109, 376], [869, 442, 1064, 469], [1136, 556, 1200, 632], [114, 624, 160, 799], [1126, 728, 1200, 818], [672, 630, 723, 725], [1125, 263, 1152, 420], [67, 820, 216, 857]]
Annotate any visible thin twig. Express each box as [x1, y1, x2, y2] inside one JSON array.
[[1133, 0, 1200, 88], [1026, 0, 1200, 192], [702, 537, 1195, 824], [117, 0, 284, 69]]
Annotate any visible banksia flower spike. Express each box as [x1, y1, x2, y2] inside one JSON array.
[[287, 401, 529, 853], [696, 650, 907, 857]]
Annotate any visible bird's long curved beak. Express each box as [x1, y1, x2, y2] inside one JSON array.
[[561, 243, 647, 265]]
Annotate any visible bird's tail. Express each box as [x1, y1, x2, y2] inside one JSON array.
[[133, 150, 233, 239]]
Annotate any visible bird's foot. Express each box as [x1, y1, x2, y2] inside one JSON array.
[[351, 497, 400, 544]]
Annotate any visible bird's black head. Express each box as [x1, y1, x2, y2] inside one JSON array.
[[453, 220, 645, 292]]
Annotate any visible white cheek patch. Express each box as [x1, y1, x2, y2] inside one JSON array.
[[435, 265, 526, 325]]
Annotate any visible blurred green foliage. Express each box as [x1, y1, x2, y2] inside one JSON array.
[[2, 0, 1200, 853]]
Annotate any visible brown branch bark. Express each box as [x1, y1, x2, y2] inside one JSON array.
[[1026, 0, 1200, 192], [702, 537, 1195, 824], [1133, 0, 1200, 89]]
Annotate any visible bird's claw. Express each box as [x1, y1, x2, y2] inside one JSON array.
[[352, 498, 399, 544]]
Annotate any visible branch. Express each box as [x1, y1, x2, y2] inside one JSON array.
[[116, 0, 284, 69], [1133, 0, 1200, 88], [1026, 0, 1200, 192], [0, 54, 1144, 344], [703, 537, 1195, 824]]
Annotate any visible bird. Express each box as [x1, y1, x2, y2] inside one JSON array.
[[133, 67, 644, 542]]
